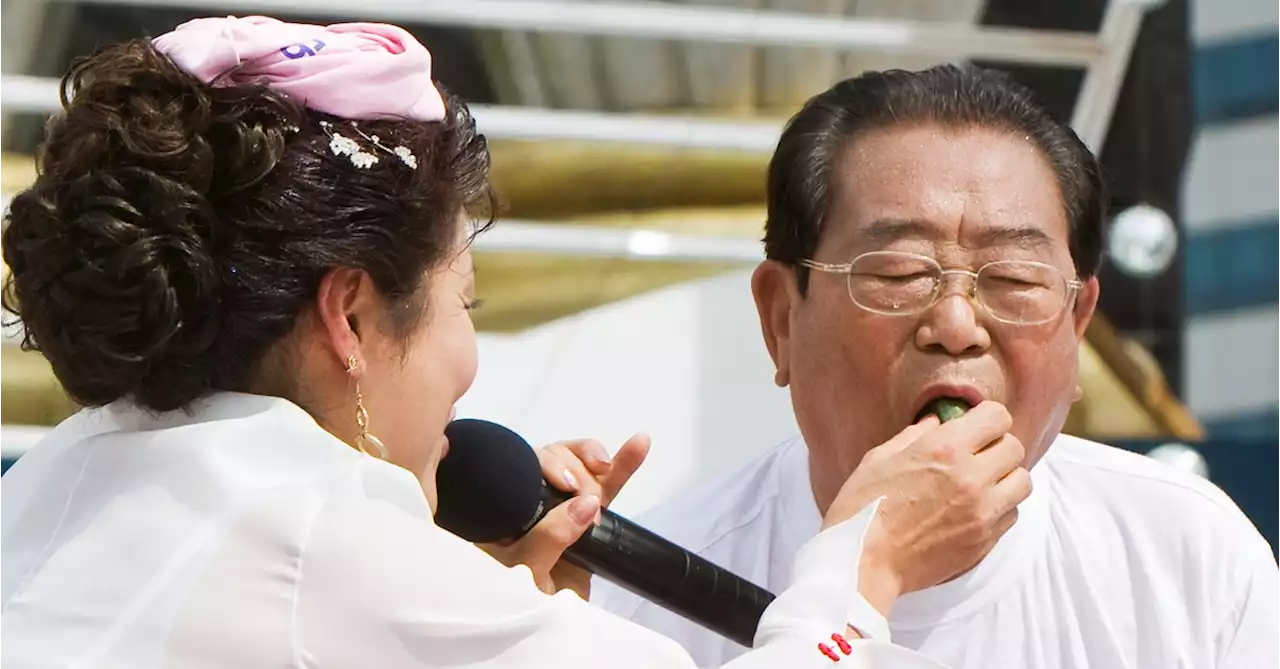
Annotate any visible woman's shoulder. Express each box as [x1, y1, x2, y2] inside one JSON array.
[[293, 474, 705, 669], [290, 464, 564, 662]]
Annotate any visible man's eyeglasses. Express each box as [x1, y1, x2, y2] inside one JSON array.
[[799, 251, 1083, 326]]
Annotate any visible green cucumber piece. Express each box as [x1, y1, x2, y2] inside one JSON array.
[[930, 398, 971, 423]]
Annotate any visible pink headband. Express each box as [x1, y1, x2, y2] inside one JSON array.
[[151, 15, 446, 122]]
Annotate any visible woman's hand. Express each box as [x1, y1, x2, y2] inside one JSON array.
[[479, 434, 650, 599]]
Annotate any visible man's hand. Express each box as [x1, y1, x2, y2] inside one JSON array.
[[479, 434, 650, 599], [823, 401, 1031, 616]]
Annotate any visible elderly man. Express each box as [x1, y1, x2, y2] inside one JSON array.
[[591, 65, 1278, 668]]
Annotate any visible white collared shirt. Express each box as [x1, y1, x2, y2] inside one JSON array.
[[1, 392, 949, 668], [592, 434, 1280, 668]]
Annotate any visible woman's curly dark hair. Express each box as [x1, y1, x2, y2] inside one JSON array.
[[2, 39, 495, 413]]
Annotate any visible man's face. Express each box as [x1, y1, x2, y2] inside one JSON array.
[[752, 124, 1099, 510]]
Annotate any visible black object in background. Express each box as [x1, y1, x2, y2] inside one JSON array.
[[436, 418, 777, 648], [975, 0, 1193, 395]]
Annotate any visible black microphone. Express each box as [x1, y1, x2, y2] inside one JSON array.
[[435, 418, 777, 648]]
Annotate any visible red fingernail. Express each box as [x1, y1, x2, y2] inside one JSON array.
[[832, 633, 852, 654], [818, 643, 840, 662]]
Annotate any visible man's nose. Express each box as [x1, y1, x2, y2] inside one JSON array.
[[913, 285, 992, 356]]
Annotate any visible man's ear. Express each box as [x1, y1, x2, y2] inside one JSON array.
[[752, 260, 801, 387], [1072, 276, 1100, 341], [1064, 277, 1099, 406]]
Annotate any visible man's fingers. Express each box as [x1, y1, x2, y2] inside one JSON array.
[[937, 401, 1014, 454], [987, 466, 1032, 521], [974, 433, 1026, 483], [509, 494, 600, 576], [874, 415, 940, 457], [897, 415, 940, 444], [988, 507, 1020, 546], [599, 434, 649, 507]]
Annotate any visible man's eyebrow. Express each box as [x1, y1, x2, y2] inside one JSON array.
[[854, 218, 1057, 250], [971, 226, 1057, 250], [855, 218, 941, 245]]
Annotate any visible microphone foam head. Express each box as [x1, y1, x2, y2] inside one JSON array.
[[436, 419, 546, 543]]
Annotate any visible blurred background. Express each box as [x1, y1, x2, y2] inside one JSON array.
[[1, 1, 1276, 547]]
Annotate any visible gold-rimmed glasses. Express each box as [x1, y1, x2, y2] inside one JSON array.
[[799, 250, 1082, 326]]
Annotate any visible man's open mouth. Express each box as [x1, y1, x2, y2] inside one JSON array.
[[912, 386, 985, 423]]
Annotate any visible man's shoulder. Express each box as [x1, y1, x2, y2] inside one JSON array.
[[1047, 435, 1239, 512], [1045, 435, 1268, 551], [1046, 435, 1277, 634]]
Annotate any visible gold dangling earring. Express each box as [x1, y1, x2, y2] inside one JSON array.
[[346, 355, 388, 460]]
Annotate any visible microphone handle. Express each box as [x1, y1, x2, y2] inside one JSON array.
[[544, 485, 776, 648]]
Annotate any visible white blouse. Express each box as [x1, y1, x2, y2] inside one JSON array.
[[1, 392, 946, 668]]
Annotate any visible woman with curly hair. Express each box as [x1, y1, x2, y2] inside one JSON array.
[[1, 16, 980, 669]]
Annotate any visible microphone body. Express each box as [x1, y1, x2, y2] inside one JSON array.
[[540, 483, 775, 648], [435, 419, 777, 648]]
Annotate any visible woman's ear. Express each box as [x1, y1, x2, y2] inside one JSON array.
[[316, 268, 372, 369]]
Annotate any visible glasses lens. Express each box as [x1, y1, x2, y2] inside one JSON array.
[[847, 252, 940, 313], [976, 261, 1068, 324]]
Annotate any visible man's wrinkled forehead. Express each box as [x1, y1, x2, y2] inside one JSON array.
[[822, 126, 1072, 255]]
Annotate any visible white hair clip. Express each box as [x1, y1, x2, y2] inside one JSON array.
[[319, 120, 418, 170]]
